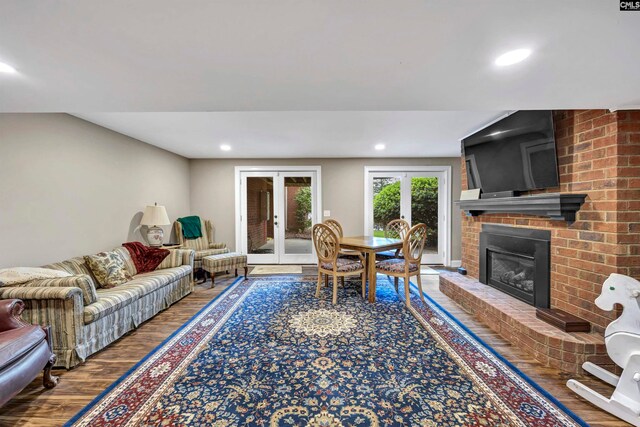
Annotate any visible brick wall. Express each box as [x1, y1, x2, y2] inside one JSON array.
[[246, 178, 274, 251], [461, 110, 640, 333]]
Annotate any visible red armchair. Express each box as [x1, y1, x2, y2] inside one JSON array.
[[0, 299, 58, 407]]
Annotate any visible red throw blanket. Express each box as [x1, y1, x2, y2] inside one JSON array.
[[122, 242, 170, 274]]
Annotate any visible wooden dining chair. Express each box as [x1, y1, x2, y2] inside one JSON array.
[[312, 223, 366, 304], [375, 223, 427, 307], [324, 219, 363, 259], [376, 219, 410, 261]]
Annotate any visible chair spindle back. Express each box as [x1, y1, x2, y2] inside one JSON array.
[[385, 219, 410, 240], [312, 223, 339, 264], [403, 223, 427, 263], [323, 219, 344, 238]]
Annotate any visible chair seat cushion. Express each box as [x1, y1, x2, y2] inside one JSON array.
[[320, 258, 364, 272], [376, 258, 418, 273], [0, 325, 45, 369]]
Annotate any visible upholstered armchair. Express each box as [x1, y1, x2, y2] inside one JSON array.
[[0, 299, 58, 407], [173, 218, 229, 270]]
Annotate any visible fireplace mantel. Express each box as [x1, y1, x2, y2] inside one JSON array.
[[456, 193, 587, 223]]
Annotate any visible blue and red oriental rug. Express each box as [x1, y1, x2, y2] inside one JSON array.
[[67, 276, 586, 426]]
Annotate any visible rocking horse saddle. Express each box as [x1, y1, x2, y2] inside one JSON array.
[[605, 331, 640, 369]]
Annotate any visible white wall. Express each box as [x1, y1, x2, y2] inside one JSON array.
[[0, 114, 191, 266], [189, 158, 462, 260]]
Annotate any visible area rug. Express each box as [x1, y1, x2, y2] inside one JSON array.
[[66, 276, 586, 427], [250, 265, 303, 275]]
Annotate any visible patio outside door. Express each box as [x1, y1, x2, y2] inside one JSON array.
[[238, 168, 320, 264], [364, 167, 450, 265]]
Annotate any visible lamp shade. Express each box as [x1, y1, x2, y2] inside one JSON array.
[[140, 204, 170, 226]]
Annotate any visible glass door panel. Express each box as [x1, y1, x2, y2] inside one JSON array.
[[409, 175, 440, 263], [246, 177, 274, 255], [241, 173, 279, 264], [279, 173, 316, 264], [372, 176, 402, 236], [283, 177, 313, 254], [241, 170, 318, 264], [366, 169, 446, 265]]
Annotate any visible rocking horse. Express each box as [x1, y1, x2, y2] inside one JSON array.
[[567, 273, 640, 426]]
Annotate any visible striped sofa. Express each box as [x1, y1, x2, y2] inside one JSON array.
[[173, 218, 228, 270], [0, 247, 194, 368]]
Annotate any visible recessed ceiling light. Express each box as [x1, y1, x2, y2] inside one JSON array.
[[0, 62, 17, 74], [220, 144, 231, 151], [495, 49, 531, 66], [374, 143, 385, 150]]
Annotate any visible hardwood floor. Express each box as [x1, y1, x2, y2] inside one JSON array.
[[0, 270, 626, 426]]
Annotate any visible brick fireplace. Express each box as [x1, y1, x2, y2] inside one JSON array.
[[441, 109, 640, 372]]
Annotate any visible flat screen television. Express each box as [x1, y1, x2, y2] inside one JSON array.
[[462, 110, 559, 197]]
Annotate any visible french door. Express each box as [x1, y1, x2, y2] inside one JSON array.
[[364, 167, 450, 265], [237, 167, 320, 264]]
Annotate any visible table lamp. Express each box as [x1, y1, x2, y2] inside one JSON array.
[[140, 203, 170, 247]]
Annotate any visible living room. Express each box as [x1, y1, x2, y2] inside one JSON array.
[[1, 2, 639, 426]]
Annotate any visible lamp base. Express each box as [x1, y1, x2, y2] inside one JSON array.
[[147, 226, 164, 247]]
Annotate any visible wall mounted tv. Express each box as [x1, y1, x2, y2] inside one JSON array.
[[462, 110, 559, 198]]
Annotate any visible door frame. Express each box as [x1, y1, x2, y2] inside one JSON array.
[[363, 165, 452, 266], [235, 166, 322, 264]]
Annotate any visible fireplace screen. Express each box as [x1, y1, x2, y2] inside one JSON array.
[[479, 224, 550, 308], [488, 251, 535, 296]]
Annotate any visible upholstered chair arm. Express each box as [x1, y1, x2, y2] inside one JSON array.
[[157, 249, 195, 269], [208, 242, 227, 250], [18, 274, 98, 306], [0, 299, 29, 332]]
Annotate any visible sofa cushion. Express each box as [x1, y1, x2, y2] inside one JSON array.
[[135, 266, 192, 286], [84, 251, 133, 289], [82, 266, 191, 324], [112, 247, 138, 277], [44, 257, 100, 289], [0, 325, 45, 369], [83, 287, 141, 324]]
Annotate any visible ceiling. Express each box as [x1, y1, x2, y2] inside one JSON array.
[[1, 1, 638, 158], [1, 0, 639, 112], [73, 111, 506, 158]]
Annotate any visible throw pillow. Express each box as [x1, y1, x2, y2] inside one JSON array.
[[84, 251, 132, 288], [0, 267, 72, 286], [122, 242, 170, 274]]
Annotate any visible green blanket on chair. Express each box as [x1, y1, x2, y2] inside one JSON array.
[[178, 216, 202, 239]]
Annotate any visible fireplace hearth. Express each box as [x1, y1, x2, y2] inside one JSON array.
[[479, 225, 550, 308]]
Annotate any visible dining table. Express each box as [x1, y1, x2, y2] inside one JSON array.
[[339, 235, 403, 303]]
